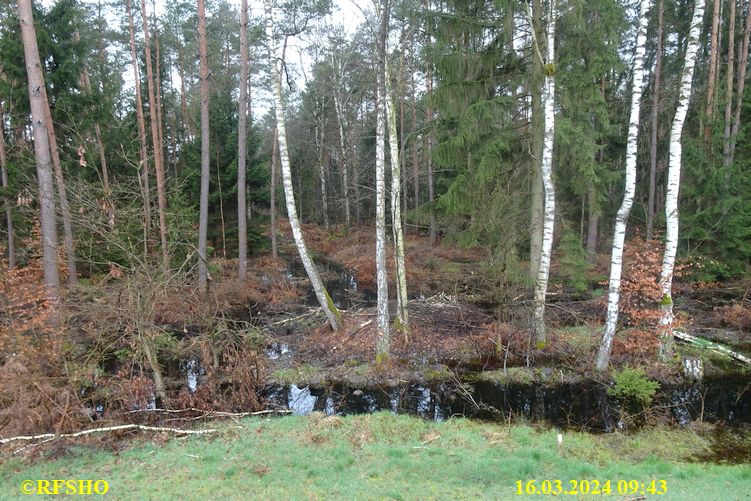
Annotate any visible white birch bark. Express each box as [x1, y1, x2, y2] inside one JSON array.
[[263, 0, 341, 331], [595, 0, 651, 372], [333, 93, 351, 228], [659, 0, 706, 354], [315, 106, 329, 229], [375, 0, 390, 356], [18, 0, 60, 301], [530, 0, 557, 347], [385, 62, 409, 329]]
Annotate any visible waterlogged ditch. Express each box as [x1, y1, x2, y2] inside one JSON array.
[[258, 377, 751, 431]]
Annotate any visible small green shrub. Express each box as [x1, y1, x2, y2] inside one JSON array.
[[608, 368, 660, 407]]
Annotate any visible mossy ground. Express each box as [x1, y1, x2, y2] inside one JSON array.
[[1, 414, 748, 500]]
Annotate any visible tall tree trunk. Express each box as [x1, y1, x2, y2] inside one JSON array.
[[237, 0, 249, 279], [410, 51, 419, 235], [270, 127, 278, 259], [722, 0, 737, 167], [647, 0, 664, 241], [530, 0, 557, 348], [375, 0, 391, 356], [529, 0, 545, 280], [424, 0, 436, 245], [40, 79, 77, 285], [728, 0, 751, 164], [18, 0, 60, 301], [141, 0, 169, 270], [704, 0, 721, 146], [595, 0, 651, 372], [263, 0, 341, 330], [334, 93, 351, 228], [0, 101, 14, 269], [127, 0, 151, 258], [386, 63, 409, 329], [316, 105, 329, 229], [659, 0, 706, 359], [151, 0, 166, 174], [197, 0, 210, 295]]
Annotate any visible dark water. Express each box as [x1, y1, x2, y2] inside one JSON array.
[[261, 376, 751, 433]]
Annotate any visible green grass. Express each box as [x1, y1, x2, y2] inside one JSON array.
[[1, 413, 748, 500]]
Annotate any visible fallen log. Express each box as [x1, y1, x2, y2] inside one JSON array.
[[0, 424, 217, 446], [674, 330, 751, 365]]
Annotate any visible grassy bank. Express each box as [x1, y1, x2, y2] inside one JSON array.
[[1, 413, 748, 500]]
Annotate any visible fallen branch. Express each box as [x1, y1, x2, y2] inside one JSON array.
[[0, 424, 217, 446], [674, 330, 751, 365], [125, 408, 292, 417]]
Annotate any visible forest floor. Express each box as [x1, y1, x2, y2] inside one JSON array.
[[242, 222, 751, 390], [1, 413, 749, 500]]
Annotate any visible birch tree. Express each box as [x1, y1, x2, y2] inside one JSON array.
[[375, 0, 391, 356], [385, 62, 409, 329], [659, 0, 705, 356], [197, 0, 211, 295], [528, 0, 557, 347], [18, 0, 60, 301], [595, 0, 651, 372], [263, 0, 341, 331], [237, 0, 249, 279]]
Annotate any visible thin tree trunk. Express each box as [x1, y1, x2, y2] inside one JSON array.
[[585, 182, 598, 261], [530, 0, 557, 348], [263, 0, 341, 330], [0, 101, 14, 269], [660, 0, 706, 359], [722, 0, 737, 167], [40, 81, 77, 286], [410, 51, 419, 235], [648, 0, 664, 241], [141, 0, 169, 270], [178, 45, 189, 143], [127, 0, 151, 258], [529, 0, 544, 280], [80, 65, 114, 227], [237, 0, 249, 279], [334, 93, 351, 228], [424, 0, 436, 245], [152, 0, 166, 173], [375, 0, 391, 356], [270, 127, 278, 259], [18, 0, 60, 301], [316, 101, 329, 229], [704, 0, 721, 146], [728, 0, 751, 164], [386, 63, 409, 329], [197, 0, 210, 295], [595, 0, 651, 372]]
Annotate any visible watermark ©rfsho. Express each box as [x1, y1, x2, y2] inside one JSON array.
[[20, 479, 109, 495]]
